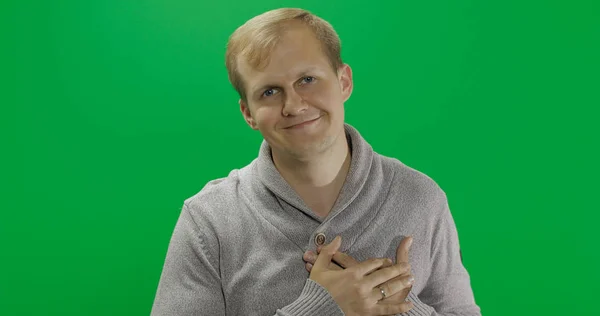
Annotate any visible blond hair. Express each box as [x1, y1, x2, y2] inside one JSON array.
[[225, 8, 343, 102]]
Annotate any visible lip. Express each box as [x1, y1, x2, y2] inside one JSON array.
[[285, 116, 321, 129]]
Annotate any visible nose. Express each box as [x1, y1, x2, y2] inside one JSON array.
[[282, 88, 308, 116]]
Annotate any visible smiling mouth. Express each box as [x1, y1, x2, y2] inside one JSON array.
[[285, 116, 321, 129]]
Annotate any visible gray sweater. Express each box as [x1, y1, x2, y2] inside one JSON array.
[[151, 124, 481, 316]]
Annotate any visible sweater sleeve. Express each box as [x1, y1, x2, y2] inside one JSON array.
[[150, 203, 226, 316], [150, 204, 344, 316], [403, 196, 482, 316]]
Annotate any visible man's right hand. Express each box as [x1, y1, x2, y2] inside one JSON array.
[[309, 236, 414, 316]]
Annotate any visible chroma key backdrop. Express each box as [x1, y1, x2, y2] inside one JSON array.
[[2, 0, 598, 315]]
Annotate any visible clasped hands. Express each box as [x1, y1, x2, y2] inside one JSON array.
[[303, 236, 415, 316]]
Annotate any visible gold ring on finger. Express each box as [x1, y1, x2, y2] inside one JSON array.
[[378, 286, 387, 300]]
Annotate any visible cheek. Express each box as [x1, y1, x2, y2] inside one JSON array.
[[254, 107, 281, 128], [310, 83, 341, 109]]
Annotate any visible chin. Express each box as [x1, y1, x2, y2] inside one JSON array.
[[286, 134, 339, 159]]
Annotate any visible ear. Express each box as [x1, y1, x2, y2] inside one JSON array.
[[338, 64, 354, 102], [239, 99, 259, 130]]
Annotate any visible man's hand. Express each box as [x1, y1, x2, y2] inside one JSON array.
[[308, 236, 414, 316], [304, 236, 415, 310]]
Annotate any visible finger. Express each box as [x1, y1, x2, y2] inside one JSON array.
[[364, 262, 411, 289], [305, 262, 313, 272], [329, 262, 343, 270], [312, 236, 341, 272], [303, 251, 316, 264], [309, 260, 343, 271], [372, 274, 414, 302], [396, 236, 413, 264], [316, 248, 371, 270], [376, 272, 413, 303], [332, 251, 360, 269], [381, 257, 394, 268], [304, 250, 345, 270], [349, 257, 388, 276], [379, 284, 412, 305], [373, 300, 414, 315]]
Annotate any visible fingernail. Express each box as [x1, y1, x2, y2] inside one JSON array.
[[408, 236, 414, 248], [408, 276, 415, 284]]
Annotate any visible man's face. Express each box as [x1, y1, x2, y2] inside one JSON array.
[[238, 22, 353, 160]]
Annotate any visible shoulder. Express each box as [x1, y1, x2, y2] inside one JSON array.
[[378, 154, 448, 216], [182, 168, 245, 224]]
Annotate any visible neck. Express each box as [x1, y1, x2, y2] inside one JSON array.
[[271, 129, 352, 217]]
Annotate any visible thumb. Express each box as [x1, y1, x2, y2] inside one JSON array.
[[313, 236, 341, 272], [396, 235, 413, 263]]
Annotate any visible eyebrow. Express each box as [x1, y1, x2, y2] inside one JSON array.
[[251, 66, 321, 97]]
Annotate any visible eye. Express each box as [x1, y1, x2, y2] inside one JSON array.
[[301, 76, 316, 84], [262, 88, 279, 97]]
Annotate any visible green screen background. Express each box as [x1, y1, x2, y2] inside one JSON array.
[[3, 0, 598, 315]]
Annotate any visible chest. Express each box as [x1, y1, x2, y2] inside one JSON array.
[[220, 235, 309, 315], [216, 217, 430, 316]]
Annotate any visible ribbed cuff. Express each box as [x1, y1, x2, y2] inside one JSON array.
[[279, 279, 345, 316], [400, 291, 436, 316]]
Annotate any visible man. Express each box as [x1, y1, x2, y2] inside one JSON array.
[[151, 8, 481, 316]]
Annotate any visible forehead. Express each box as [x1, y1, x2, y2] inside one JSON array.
[[237, 24, 333, 92]]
